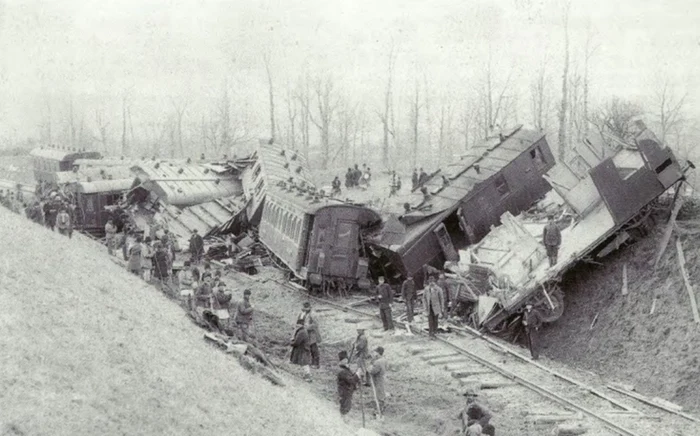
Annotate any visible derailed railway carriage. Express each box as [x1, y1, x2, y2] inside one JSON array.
[[259, 183, 381, 294]]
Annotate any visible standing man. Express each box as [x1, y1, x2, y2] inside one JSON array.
[[422, 275, 445, 339], [457, 387, 496, 436], [331, 176, 342, 197], [290, 318, 312, 382], [418, 167, 428, 186], [411, 168, 419, 191], [401, 275, 417, 333], [298, 302, 322, 369], [189, 229, 204, 264], [235, 289, 254, 341], [437, 273, 451, 315], [56, 207, 71, 236], [522, 304, 543, 360], [152, 242, 172, 292], [105, 219, 117, 256], [366, 346, 387, 417], [127, 235, 144, 277], [352, 327, 369, 380], [542, 213, 562, 267], [376, 276, 394, 332], [337, 357, 361, 419]]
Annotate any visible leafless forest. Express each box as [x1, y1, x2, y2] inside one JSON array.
[[0, 0, 697, 172]]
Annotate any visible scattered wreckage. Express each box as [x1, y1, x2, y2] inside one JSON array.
[[453, 122, 691, 333]]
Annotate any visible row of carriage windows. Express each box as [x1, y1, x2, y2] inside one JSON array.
[[33, 158, 72, 173], [267, 201, 303, 242]]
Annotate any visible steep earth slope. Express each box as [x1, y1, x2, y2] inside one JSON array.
[[540, 208, 700, 412], [0, 207, 356, 436]]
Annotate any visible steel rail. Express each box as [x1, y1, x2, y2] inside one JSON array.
[[283, 283, 642, 436]]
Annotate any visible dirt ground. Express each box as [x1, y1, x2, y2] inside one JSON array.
[[222, 268, 535, 436], [540, 206, 700, 413], [0, 207, 360, 436]]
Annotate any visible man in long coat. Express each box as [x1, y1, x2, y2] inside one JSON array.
[[542, 213, 562, 267], [235, 289, 254, 341], [376, 276, 394, 331], [522, 304, 543, 360], [401, 275, 417, 330], [290, 318, 312, 381], [298, 302, 322, 368], [105, 219, 118, 256], [422, 275, 444, 339], [189, 229, 204, 264], [337, 358, 361, 418], [367, 346, 388, 415]]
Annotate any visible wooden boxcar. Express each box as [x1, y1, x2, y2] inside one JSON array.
[[65, 179, 133, 236], [259, 184, 381, 293], [30, 147, 102, 185], [367, 125, 555, 285]]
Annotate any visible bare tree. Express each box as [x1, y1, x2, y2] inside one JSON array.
[[582, 21, 599, 138], [263, 50, 276, 141], [94, 108, 110, 152], [300, 75, 339, 169], [558, 0, 571, 161], [295, 73, 312, 160], [530, 60, 550, 131], [653, 77, 687, 145], [476, 52, 514, 138], [120, 89, 134, 157], [171, 97, 189, 157], [409, 79, 422, 168], [437, 98, 454, 165], [593, 97, 644, 142], [378, 45, 397, 167], [284, 82, 298, 149]]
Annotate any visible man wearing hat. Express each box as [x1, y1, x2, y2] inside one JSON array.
[[366, 346, 387, 416], [457, 387, 495, 436], [376, 276, 394, 331], [522, 304, 543, 360], [352, 326, 369, 380], [336, 356, 362, 419], [235, 289, 254, 341], [189, 229, 204, 264], [401, 274, 417, 333], [422, 274, 445, 339], [298, 301, 322, 368], [542, 213, 562, 267]]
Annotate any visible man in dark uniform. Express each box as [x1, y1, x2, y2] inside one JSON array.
[[418, 167, 428, 186], [376, 276, 394, 331], [337, 357, 361, 419], [457, 387, 496, 436], [345, 168, 353, 188], [542, 213, 562, 267], [189, 229, 205, 264], [522, 304, 543, 360], [411, 168, 419, 190], [298, 301, 322, 368]]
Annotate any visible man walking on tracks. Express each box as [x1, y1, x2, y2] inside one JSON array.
[[298, 302, 322, 368], [522, 304, 543, 360], [401, 275, 417, 333], [457, 387, 495, 436], [337, 357, 361, 420], [542, 213, 562, 267], [376, 276, 394, 332], [423, 275, 444, 339]]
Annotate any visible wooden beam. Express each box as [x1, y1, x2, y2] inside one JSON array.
[[607, 385, 700, 423], [621, 263, 628, 296], [676, 239, 700, 323], [654, 198, 684, 269]]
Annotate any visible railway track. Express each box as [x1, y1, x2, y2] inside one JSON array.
[[273, 280, 700, 436]]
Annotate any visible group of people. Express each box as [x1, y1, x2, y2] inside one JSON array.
[[344, 164, 372, 189], [411, 167, 430, 191], [2, 188, 77, 238]]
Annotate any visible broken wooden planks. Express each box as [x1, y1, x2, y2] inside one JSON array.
[[654, 197, 684, 269], [676, 239, 700, 323]]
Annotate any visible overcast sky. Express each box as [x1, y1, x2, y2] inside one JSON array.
[[0, 0, 698, 144]]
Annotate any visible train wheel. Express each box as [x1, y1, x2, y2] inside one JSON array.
[[537, 284, 565, 323]]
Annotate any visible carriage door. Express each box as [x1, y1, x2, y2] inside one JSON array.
[[433, 223, 459, 261], [329, 220, 358, 278], [82, 194, 98, 230]]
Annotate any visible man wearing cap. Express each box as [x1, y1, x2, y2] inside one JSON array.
[[457, 387, 495, 436], [366, 346, 387, 416], [376, 276, 394, 331], [337, 357, 361, 418], [290, 318, 312, 382], [236, 289, 254, 341], [298, 301, 322, 369], [423, 275, 445, 339], [522, 304, 543, 360], [542, 213, 562, 267], [352, 327, 369, 379], [401, 275, 417, 332]]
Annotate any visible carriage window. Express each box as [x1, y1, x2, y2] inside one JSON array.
[[85, 196, 95, 212], [530, 145, 547, 170], [283, 212, 291, 236], [336, 221, 355, 248], [293, 217, 301, 241]]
